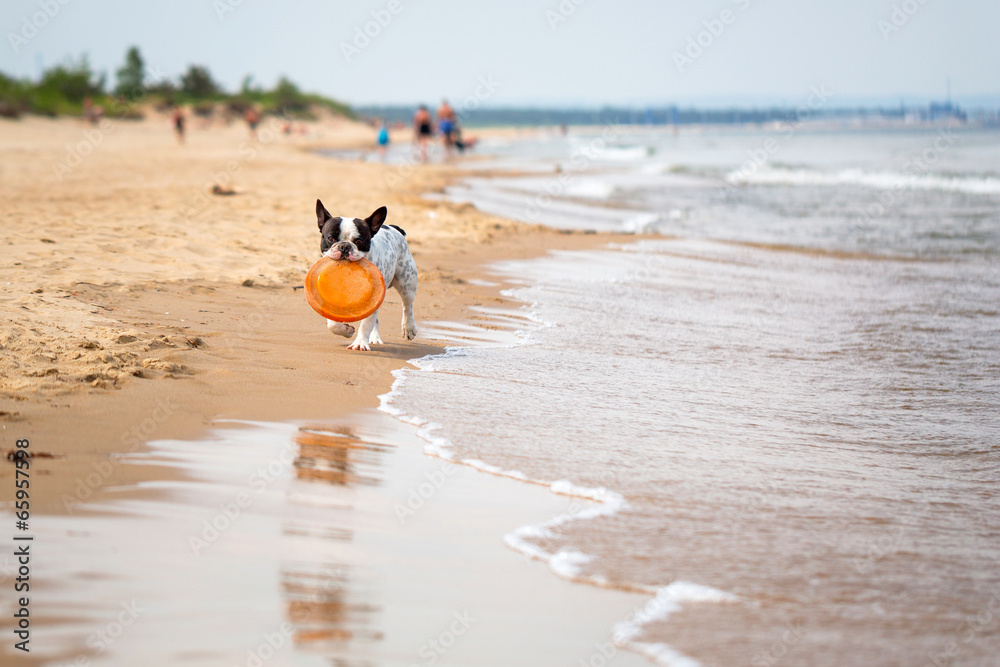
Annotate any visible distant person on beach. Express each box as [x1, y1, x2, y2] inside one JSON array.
[[83, 97, 103, 125], [244, 107, 261, 140], [437, 99, 457, 157], [454, 124, 478, 153], [171, 107, 185, 145], [413, 105, 433, 162], [375, 118, 390, 158]]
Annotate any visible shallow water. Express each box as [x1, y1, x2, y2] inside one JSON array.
[[4, 415, 653, 666], [382, 126, 1000, 665]]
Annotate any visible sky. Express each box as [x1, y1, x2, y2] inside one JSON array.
[[2, 0, 998, 108]]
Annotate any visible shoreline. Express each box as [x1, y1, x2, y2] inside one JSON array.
[[0, 114, 629, 512], [0, 115, 647, 664]]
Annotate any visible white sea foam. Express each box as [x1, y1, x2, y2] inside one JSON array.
[[565, 179, 617, 199], [640, 162, 674, 175], [727, 166, 1000, 195], [623, 642, 701, 667], [612, 582, 739, 666], [599, 146, 653, 162], [623, 212, 666, 233], [549, 549, 594, 578]]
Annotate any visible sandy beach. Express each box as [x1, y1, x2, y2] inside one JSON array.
[[0, 112, 649, 665], [0, 113, 619, 506]]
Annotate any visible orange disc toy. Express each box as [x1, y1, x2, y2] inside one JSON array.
[[304, 257, 386, 323]]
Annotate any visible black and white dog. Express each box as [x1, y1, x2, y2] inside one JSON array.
[[316, 200, 418, 351]]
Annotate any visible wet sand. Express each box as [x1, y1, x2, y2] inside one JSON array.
[[16, 412, 653, 666], [0, 114, 638, 664]]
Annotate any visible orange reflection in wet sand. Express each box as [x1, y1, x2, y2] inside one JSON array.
[[293, 425, 390, 487], [282, 425, 392, 654]]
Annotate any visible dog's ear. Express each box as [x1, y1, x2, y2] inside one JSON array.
[[365, 206, 387, 235], [316, 199, 333, 231]]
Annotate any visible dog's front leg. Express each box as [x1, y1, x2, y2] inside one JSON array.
[[347, 313, 379, 351]]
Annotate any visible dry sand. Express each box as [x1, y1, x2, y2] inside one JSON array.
[[0, 112, 621, 511]]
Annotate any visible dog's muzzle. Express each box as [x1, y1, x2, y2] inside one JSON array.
[[326, 242, 363, 261]]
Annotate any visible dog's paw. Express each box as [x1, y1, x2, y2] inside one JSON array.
[[327, 321, 356, 338], [402, 323, 417, 340], [369, 333, 384, 345], [347, 340, 371, 352]]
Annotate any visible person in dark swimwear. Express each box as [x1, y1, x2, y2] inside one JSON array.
[[413, 104, 433, 162], [244, 107, 260, 140], [172, 106, 185, 145]]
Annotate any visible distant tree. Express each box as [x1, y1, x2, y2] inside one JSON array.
[[146, 79, 177, 97], [240, 74, 259, 96], [39, 55, 105, 103], [273, 76, 306, 112], [180, 65, 219, 98], [115, 46, 145, 96], [0, 72, 31, 117]]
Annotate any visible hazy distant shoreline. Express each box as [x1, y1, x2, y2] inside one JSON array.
[[357, 101, 998, 129]]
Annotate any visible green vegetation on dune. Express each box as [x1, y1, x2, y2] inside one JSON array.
[[226, 74, 354, 119], [0, 46, 353, 121], [1, 55, 107, 118]]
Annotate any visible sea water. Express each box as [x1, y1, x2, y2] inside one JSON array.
[[382, 126, 1000, 665]]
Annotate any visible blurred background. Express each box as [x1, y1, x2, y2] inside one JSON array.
[[2, 0, 999, 121]]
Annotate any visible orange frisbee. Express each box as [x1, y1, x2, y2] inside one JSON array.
[[304, 257, 386, 323]]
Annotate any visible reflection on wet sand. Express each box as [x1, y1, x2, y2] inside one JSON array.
[[283, 425, 392, 654], [293, 425, 390, 487], [23, 415, 652, 666]]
